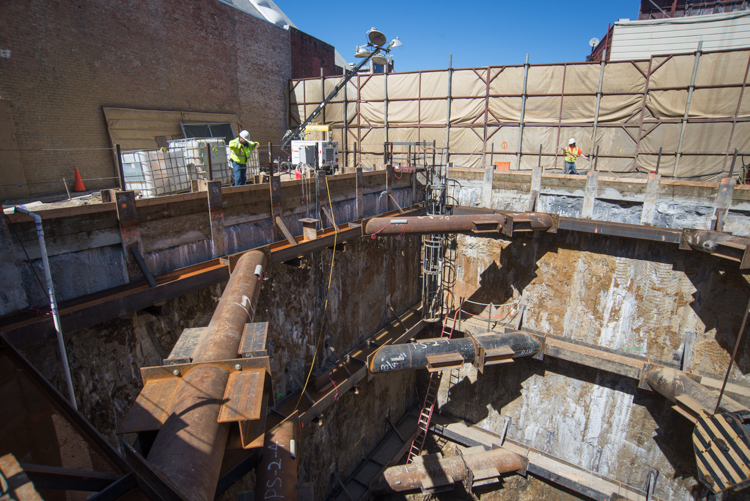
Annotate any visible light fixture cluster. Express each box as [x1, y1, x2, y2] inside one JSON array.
[[353, 28, 402, 70]]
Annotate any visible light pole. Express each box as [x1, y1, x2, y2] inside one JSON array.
[[281, 28, 402, 152]]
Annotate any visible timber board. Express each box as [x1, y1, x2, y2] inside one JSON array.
[[4, 202, 117, 223], [222, 189, 271, 209], [140, 213, 211, 254], [135, 197, 209, 223], [134, 191, 205, 207], [9, 211, 120, 243]]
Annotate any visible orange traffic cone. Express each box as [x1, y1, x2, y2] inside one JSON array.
[[73, 167, 86, 192]]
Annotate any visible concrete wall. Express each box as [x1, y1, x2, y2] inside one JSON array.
[[0, 0, 292, 198], [434, 169, 750, 500]]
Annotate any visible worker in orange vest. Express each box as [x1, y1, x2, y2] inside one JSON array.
[[562, 138, 589, 175]]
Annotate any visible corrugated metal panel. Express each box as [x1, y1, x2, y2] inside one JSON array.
[[611, 11, 750, 60]]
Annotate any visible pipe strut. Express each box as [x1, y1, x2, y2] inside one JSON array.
[[368, 331, 541, 373], [255, 420, 298, 501], [146, 251, 267, 501], [371, 447, 526, 494], [366, 214, 506, 236]]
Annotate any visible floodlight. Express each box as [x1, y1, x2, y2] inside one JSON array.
[[367, 28, 387, 47], [387, 37, 403, 49], [372, 53, 388, 66], [355, 45, 371, 58]]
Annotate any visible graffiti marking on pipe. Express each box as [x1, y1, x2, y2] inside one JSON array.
[[380, 360, 399, 371]]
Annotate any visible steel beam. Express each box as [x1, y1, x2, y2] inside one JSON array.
[[146, 251, 267, 501], [686, 230, 750, 268]]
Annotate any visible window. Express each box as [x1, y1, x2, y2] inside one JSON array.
[[181, 123, 235, 145]]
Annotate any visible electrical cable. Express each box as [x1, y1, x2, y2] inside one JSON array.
[[293, 175, 338, 412]]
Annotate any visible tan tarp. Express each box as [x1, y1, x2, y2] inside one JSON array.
[[103, 108, 240, 151], [290, 49, 750, 176]]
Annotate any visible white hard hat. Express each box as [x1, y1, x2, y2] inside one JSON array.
[[569, 138, 576, 145], [240, 130, 251, 141]]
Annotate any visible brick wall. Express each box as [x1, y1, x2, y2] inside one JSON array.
[[0, 0, 292, 197], [289, 26, 340, 79]]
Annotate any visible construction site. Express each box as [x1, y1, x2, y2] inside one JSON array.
[[2, 1, 750, 500]]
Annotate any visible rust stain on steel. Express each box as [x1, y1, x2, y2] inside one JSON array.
[[217, 369, 265, 423], [256, 419, 298, 501], [371, 447, 526, 494], [145, 250, 267, 501], [645, 367, 748, 417], [365, 214, 506, 236], [117, 378, 181, 434]]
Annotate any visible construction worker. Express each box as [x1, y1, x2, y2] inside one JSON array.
[[562, 138, 588, 175], [229, 130, 259, 186]]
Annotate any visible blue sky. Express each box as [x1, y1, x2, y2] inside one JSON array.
[[275, 1, 640, 72]]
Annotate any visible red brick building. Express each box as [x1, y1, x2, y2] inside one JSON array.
[[0, 0, 337, 199]]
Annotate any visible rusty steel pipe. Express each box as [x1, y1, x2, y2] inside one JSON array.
[[368, 332, 541, 374], [146, 251, 267, 501], [371, 447, 526, 494], [255, 420, 298, 500], [365, 214, 506, 236], [502, 211, 556, 233], [645, 367, 746, 414]]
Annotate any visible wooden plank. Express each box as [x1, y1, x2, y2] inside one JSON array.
[[275, 217, 298, 246], [139, 213, 211, 254], [4, 203, 118, 223], [9, 211, 120, 244], [135, 197, 208, 223], [133, 191, 206, 207]]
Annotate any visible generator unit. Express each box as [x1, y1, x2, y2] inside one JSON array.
[[290, 140, 338, 173]]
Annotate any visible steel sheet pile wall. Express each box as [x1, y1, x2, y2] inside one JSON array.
[[289, 49, 750, 179]]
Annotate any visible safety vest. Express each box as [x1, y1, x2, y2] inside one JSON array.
[[229, 138, 258, 165], [565, 146, 581, 163]]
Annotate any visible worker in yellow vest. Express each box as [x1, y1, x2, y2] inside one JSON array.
[[562, 138, 589, 175], [228, 130, 259, 186]]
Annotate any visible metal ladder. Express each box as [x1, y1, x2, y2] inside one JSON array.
[[407, 372, 442, 463], [407, 310, 461, 463]]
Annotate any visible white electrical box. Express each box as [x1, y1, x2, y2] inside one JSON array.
[[291, 140, 338, 173]]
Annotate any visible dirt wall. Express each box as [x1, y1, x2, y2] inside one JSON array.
[[441, 229, 750, 500]]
